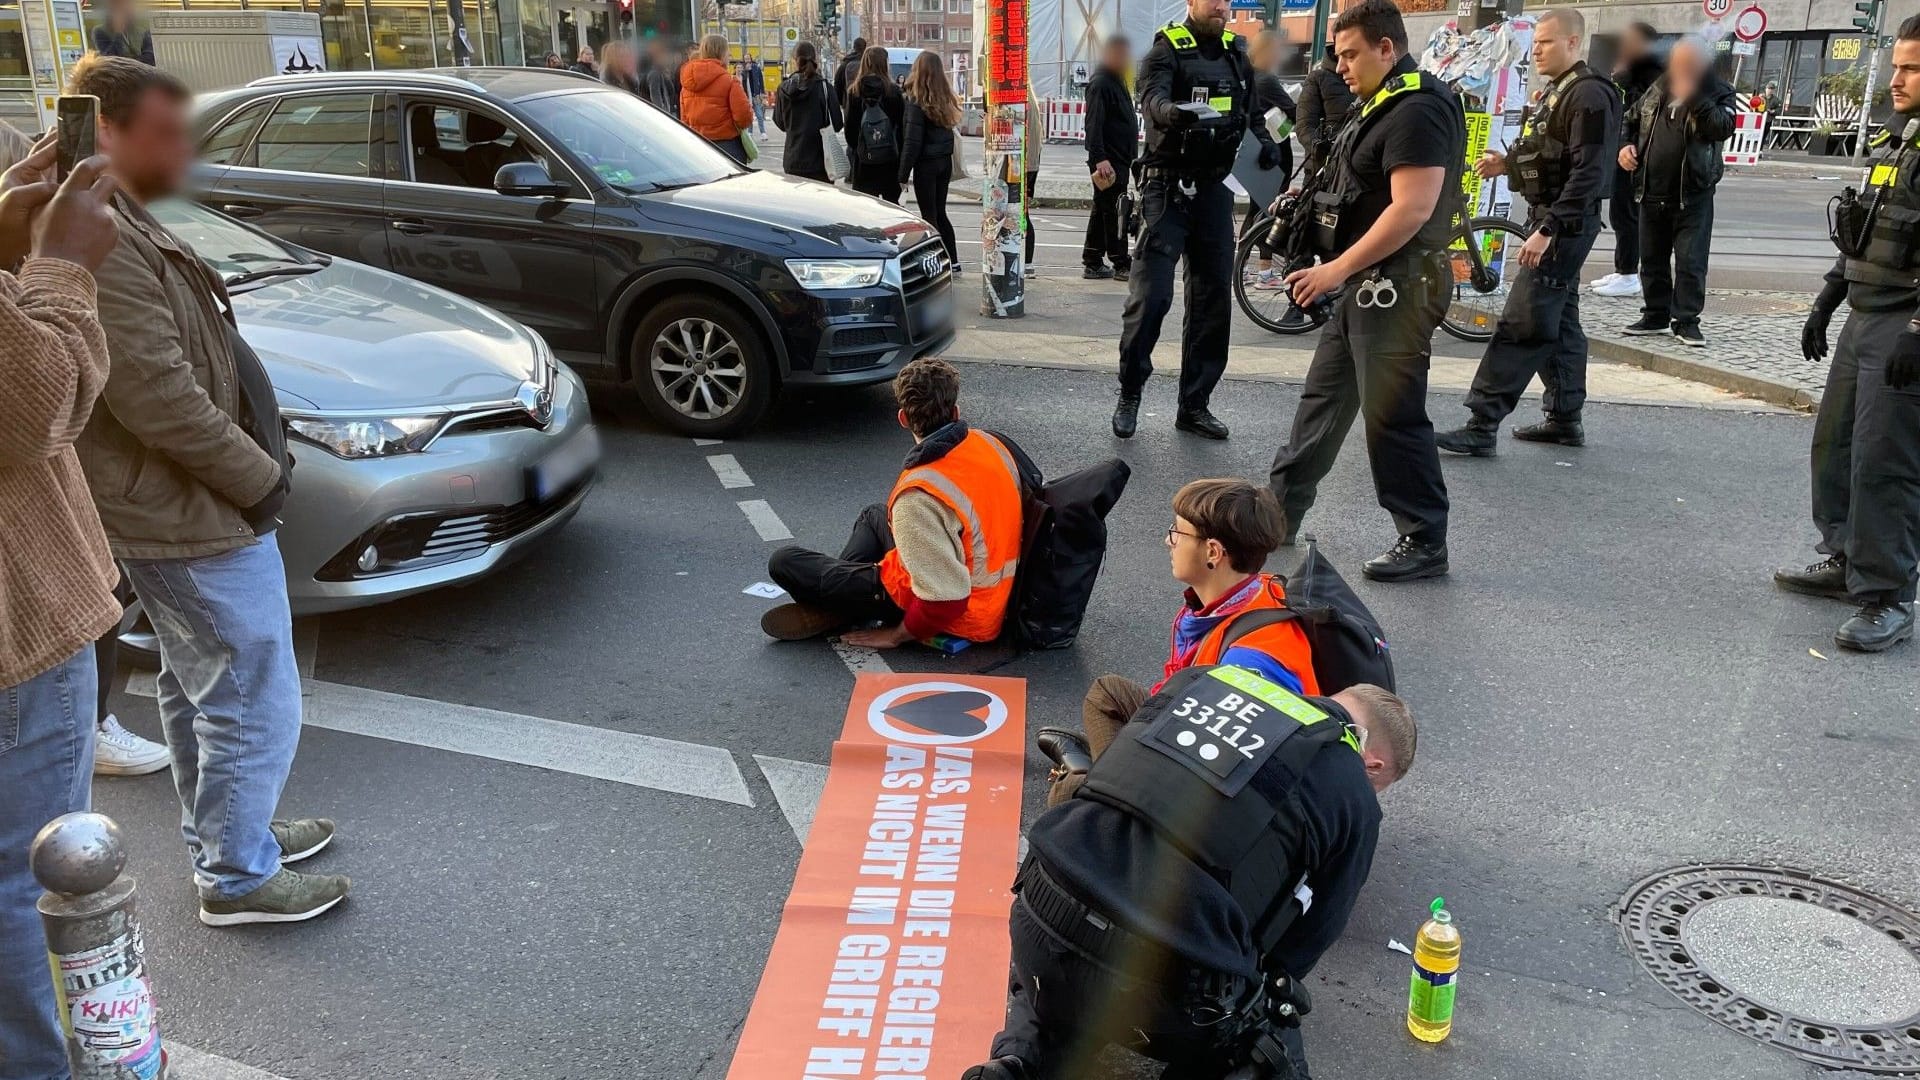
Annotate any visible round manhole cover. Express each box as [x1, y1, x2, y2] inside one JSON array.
[[1618, 866, 1920, 1073]]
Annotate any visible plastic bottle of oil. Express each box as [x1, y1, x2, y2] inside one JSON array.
[[1406, 896, 1461, 1043]]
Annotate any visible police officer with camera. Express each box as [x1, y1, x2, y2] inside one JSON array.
[[1111, 0, 1281, 442], [1437, 8, 1619, 456], [963, 672, 1414, 1080], [1266, 0, 1465, 582], [1775, 15, 1920, 653]]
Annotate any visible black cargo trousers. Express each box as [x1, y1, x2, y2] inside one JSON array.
[[1811, 299, 1920, 605], [1116, 173, 1236, 413], [1459, 211, 1601, 428]]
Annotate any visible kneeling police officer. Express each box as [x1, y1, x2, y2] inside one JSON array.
[[1112, 0, 1281, 442], [1776, 15, 1920, 652], [963, 672, 1415, 1080], [1437, 8, 1619, 455]]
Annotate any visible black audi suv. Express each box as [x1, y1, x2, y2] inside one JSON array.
[[190, 68, 955, 435]]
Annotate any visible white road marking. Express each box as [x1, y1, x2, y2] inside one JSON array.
[[829, 638, 893, 676], [754, 755, 831, 843], [167, 1043, 290, 1080], [707, 453, 754, 489], [300, 680, 754, 807], [692, 437, 724, 446], [737, 499, 793, 542], [293, 621, 318, 679]]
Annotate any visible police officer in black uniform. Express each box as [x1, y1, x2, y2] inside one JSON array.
[[963, 672, 1414, 1080], [1436, 8, 1620, 455], [1266, 0, 1465, 582], [1775, 15, 1920, 653], [1111, 0, 1281, 442]]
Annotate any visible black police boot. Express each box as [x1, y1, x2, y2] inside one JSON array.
[[1082, 264, 1114, 280], [1363, 536, 1449, 582], [1835, 601, 1915, 653], [1176, 408, 1230, 440], [1512, 416, 1586, 446], [1112, 391, 1141, 439], [1773, 555, 1850, 600], [1435, 420, 1499, 457], [961, 1057, 1035, 1080], [1036, 726, 1093, 780], [1112, 263, 1131, 282]]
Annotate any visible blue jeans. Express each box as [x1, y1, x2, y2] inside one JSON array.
[[0, 647, 96, 1080], [751, 95, 766, 134], [124, 534, 302, 900]]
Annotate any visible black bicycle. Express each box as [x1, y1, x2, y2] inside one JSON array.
[[1233, 213, 1527, 343]]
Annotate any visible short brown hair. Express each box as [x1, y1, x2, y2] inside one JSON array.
[[1171, 479, 1287, 574], [66, 53, 190, 126], [1331, 0, 1408, 53], [1345, 683, 1416, 780], [894, 358, 961, 437]]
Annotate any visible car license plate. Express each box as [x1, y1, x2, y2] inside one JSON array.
[[914, 288, 953, 339], [529, 426, 600, 503]]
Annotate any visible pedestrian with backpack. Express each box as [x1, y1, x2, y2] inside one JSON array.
[[899, 51, 962, 266], [845, 45, 905, 202], [1035, 478, 1400, 805]]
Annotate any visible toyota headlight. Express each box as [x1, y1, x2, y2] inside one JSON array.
[[785, 258, 886, 290], [286, 415, 442, 458]]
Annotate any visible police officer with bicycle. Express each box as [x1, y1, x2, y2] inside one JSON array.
[[963, 672, 1414, 1080], [1266, 0, 1466, 582], [1775, 15, 1920, 653], [1111, 0, 1281, 442], [1436, 8, 1619, 456]]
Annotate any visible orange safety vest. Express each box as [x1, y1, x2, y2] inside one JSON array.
[[1159, 574, 1320, 697], [878, 430, 1026, 642]]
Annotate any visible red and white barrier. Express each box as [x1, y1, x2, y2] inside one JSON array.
[[1045, 98, 1086, 142], [1724, 110, 1765, 167]]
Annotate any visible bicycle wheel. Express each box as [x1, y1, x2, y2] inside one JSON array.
[[1438, 216, 1528, 343], [1233, 217, 1319, 336]]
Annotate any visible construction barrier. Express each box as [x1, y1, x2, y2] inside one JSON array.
[[1724, 110, 1766, 167], [1045, 99, 1086, 142]]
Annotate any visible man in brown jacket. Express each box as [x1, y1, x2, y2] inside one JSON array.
[[0, 139, 125, 1080], [69, 55, 348, 927]]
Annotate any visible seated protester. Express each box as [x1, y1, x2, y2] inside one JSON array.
[[762, 357, 1026, 648], [1040, 479, 1315, 806], [967, 676, 1416, 1080]]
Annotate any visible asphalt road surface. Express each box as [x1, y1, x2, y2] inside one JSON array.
[[91, 359, 1918, 1080]]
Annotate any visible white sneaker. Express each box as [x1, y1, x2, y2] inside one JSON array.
[[1592, 273, 1642, 298], [94, 714, 170, 776], [1588, 273, 1621, 290]]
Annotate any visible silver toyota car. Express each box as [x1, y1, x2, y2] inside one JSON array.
[[147, 199, 598, 614]]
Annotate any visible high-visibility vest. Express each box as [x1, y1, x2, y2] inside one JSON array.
[[1158, 574, 1319, 696], [878, 430, 1025, 642]]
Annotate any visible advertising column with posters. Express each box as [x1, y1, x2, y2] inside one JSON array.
[[980, 0, 1028, 318], [727, 673, 1028, 1080]]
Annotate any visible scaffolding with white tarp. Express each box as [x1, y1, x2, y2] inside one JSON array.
[[1024, 0, 1182, 100]]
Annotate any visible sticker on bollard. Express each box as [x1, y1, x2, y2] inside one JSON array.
[[727, 674, 1027, 1080]]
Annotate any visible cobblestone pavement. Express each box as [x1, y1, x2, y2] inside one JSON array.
[[1583, 290, 1838, 409]]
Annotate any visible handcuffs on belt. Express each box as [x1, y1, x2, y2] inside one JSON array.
[[1354, 270, 1398, 310]]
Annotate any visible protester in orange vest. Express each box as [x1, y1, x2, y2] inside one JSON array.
[[761, 358, 1027, 647], [1038, 478, 1334, 805]]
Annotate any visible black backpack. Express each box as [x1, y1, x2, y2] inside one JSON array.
[[996, 440, 1129, 650], [858, 95, 898, 164], [1216, 538, 1394, 693]]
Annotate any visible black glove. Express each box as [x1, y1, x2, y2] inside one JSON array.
[[241, 472, 290, 535], [1888, 328, 1920, 391], [1258, 143, 1283, 170], [1801, 280, 1846, 362]]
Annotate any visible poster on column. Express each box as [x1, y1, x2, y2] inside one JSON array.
[[726, 673, 1028, 1080]]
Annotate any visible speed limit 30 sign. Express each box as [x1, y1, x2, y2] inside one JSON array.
[[1702, 0, 1733, 19]]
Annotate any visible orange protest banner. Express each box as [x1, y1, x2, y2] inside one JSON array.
[[728, 673, 1028, 1080]]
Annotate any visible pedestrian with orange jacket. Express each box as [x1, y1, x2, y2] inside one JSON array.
[[680, 34, 754, 163], [1038, 478, 1318, 804]]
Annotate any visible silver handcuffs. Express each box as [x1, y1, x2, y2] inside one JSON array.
[[1354, 272, 1399, 310]]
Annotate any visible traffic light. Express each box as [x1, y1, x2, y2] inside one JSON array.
[[1852, 0, 1879, 32], [619, 0, 633, 26], [820, 0, 838, 24]]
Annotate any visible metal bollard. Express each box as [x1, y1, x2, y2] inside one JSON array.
[[32, 811, 168, 1080]]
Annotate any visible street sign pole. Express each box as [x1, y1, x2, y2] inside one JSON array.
[[1850, 0, 1882, 169], [1309, 0, 1330, 62], [981, 0, 1028, 317]]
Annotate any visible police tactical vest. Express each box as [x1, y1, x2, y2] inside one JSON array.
[[1837, 120, 1920, 289], [1148, 21, 1253, 175], [1077, 664, 1362, 958], [1509, 62, 1609, 205], [1316, 68, 1462, 256]]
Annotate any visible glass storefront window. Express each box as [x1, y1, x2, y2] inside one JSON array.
[[321, 0, 374, 69], [367, 0, 437, 69], [0, 1, 34, 90]]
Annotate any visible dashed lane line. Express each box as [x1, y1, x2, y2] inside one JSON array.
[[692, 437, 724, 446], [707, 453, 754, 489], [167, 1043, 290, 1080], [829, 638, 892, 676], [737, 499, 793, 542]]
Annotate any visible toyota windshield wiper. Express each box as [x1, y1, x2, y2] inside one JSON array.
[[223, 261, 324, 288]]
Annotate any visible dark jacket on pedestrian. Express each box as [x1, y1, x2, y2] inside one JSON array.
[[640, 57, 680, 117], [1612, 54, 1663, 129], [898, 99, 955, 184], [1296, 56, 1354, 177], [846, 74, 905, 164], [743, 61, 766, 98], [92, 25, 154, 65], [775, 69, 843, 179], [1621, 72, 1738, 203], [602, 67, 646, 97], [79, 195, 286, 561], [1083, 66, 1138, 173], [835, 55, 863, 106], [1253, 69, 1297, 180]]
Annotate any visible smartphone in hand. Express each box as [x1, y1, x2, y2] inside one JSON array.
[[55, 94, 99, 181]]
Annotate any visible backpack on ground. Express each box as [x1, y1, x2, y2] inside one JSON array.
[[1217, 537, 1394, 693], [992, 436, 1129, 650], [858, 96, 898, 164]]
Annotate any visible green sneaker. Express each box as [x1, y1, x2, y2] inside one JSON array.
[[272, 818, 335, 863], [199, 868, 351, 927]]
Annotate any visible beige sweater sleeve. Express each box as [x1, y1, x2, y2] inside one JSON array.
[[890, 490, 972, 602]]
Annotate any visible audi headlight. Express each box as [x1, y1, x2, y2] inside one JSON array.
[[785, 258, 886, 290], [286, 415, 442, 458]]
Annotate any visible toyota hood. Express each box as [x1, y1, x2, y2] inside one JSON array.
[[639, 169, 934, 255], [229, 259, 543, 413]]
